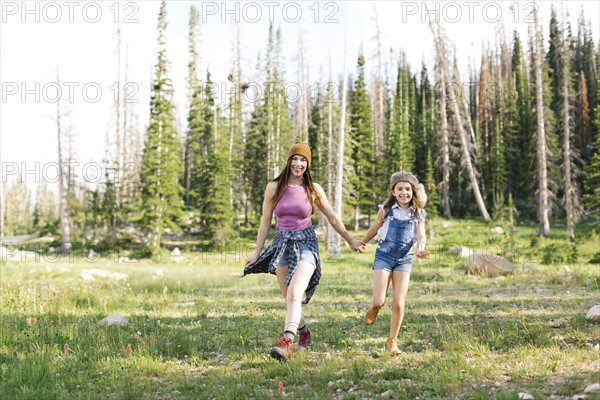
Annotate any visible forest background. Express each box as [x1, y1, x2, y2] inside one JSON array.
[[1, 0, 599, 260]]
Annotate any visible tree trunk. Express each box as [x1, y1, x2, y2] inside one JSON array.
[[532, 17, 551, 236], [115, 27, 122, 207], [56, 72, 72, 255], [560, 7, 578, 239], [332, 36, 349, 256], [431, 22, 451, 218], [122, 44, 130, 206], [451, 64, 490, 221], [370, 4, 385, 157], [325, 55, 335, 249]]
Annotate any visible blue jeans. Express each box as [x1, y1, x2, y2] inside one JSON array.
[[373, 218, 415, 272], [278, 241, 316, 267]]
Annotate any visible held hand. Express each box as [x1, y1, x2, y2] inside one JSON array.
[[415, 250, 430, 259], [358, 240, 367, 253], [350, 239, 365, 253]]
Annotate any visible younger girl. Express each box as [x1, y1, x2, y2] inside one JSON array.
[[361, 171, 429, 354]]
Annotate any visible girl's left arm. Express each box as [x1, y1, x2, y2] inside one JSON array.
[[415, 218, 428, 258], [416, 220, 426, 251], [314, 183, 363, 251]]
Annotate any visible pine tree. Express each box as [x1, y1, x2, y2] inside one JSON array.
[[511, 31, 534, 214], [3, 176, 32, 236], [227, 24, 244, 216], [139, 1, 183, 255], [549, 6, 583, 239], [490, 105, 507, 218], [349, 53, 375, 229], [424, 148, 439, 219], [503, 68, 521, 204], [386, 54, 414, 176], [308, 71, 324, 180], [32, 182, 57, 234], [413, 61, 436, 182], [183, 5, 203, 207], [574, 11, 597, 154], [202, 95, 235, 247], [243, 24, 289, 224], [583, 45, 600, 221]]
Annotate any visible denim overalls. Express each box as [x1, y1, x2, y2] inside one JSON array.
[[373, 210, 420, 272]]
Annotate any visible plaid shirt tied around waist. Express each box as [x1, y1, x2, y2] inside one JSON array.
[[242, 227, 321, 304]]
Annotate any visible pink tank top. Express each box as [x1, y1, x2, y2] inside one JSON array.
[[273, 185, 312, 230]]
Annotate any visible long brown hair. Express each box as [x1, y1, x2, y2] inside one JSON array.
[[270, 157, 318, 214]]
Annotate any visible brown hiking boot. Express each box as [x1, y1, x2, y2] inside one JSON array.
[[270, 337, 293, 361], [387, 338, 400, 355], [364, 306, 381, 325]]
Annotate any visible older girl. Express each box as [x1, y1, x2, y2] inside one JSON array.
[[243, 142, 363, 361]]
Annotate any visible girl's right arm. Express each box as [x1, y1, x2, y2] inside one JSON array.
[[361, 208, 387, 244], [244, 182, 277, 267]]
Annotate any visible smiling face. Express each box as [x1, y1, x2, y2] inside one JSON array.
[[289, 155, 308, 181], [392, 181, 413, 209]]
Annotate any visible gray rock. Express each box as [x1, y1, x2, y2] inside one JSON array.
[[465, 252, 514, 277], [448, 246, 472, 257], [586, 305, 600, 322], [81, 268, 128, 281], [174, 302, 195, 308], [584, 383, 600, 393], [518, 393, 534, 400], [490, 226, 505, 235], [80, 272, 95, 281], [98, 314, 129, 326]]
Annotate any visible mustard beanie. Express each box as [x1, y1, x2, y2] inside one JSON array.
[[287, 142, 312, 165]]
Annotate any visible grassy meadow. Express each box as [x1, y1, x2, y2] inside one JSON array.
[[1, 218, 599, 399]]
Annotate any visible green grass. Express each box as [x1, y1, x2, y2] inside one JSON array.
[[1, 218, 599, 399]]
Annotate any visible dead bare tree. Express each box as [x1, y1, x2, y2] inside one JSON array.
[[369, 4, 386, 157], [559, 5, 582, 239], [430, 19, 490, 221], [331, 33, 349, 256], [294, 29, 310, 142], [56, 71, 72, 255], [530, 12, 551, 236], [430, 21, 451, 217]]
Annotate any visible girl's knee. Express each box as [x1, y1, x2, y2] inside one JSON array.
[[373, 299, 386, 308], [391, 302, 405, 314], [286, 291, 303, 305]]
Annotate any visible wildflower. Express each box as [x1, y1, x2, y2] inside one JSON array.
[[278, 381, 286, 397], [125, 344, 132, 356], [63, 343, 69, 356]]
